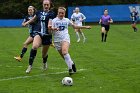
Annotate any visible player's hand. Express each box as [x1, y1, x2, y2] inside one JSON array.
[[53, 28, 59, 31], [22, 22, 28, 26], [86, 26, 91, 29]]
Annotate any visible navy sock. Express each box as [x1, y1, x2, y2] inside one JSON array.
[[29, 49, 37, 66], [104, 34, 107, 42], [20, 47, 27, 58], [43, 55, 48, 64], [101, 33, 104, 42]]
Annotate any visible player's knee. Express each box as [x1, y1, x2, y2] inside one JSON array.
[[62, 49, 68, 55], [32, 44, 39, 50]]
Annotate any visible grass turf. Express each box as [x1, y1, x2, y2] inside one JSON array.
[[0, 25, 140, 93]]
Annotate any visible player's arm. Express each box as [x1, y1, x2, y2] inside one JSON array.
[[70, 21, 91, 29], [81, 13, 86, 21], [108, 18, 113, 23], [23, 15, 37, 26], [22, 18, 27, 26], [99, 19, 102, 24]]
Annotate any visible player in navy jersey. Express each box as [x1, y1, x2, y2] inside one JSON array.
[[23, 0, 55, 73], [14, 6, 38, 62], [130, 7, 139, 32], [99, 9, 113, 42]]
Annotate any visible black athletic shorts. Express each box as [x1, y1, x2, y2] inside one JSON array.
[[34, 32, 52, 45], [101, 24, 110, 31]]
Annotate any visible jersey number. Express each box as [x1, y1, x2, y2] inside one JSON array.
[[59, 26, 65, 31], [41, 16, 46, 21]]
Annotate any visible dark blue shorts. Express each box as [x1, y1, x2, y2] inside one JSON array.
[[101, 24, 110, 31], [132, 21, 137, 24], [34, 32, 52, 45]]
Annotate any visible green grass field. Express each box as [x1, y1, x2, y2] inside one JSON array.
[[0, 24, 140, 93]]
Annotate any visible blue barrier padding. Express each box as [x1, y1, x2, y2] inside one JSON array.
[[0, 19, 23, 27], [68, 4, 140, 22]]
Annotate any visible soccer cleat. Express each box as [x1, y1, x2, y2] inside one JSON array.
[[69, 69, 74, 75], [77, 38, 80, 43], [72, 64, 77, 72], [43, 63, 47, 70], [50, 41, 55, 48], [26, 65, 32, 74], [83, 38, 87, 43], [14, 56, 22, 62]]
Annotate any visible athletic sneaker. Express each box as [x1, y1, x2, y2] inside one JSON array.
[[69, 69, 74, 75], [72, 64, 77, 72], [43, 63, 47, 70], [83, 38, 86, 43], [26, 65, 32, 74], [14, 56, 22, 62], [77, 38, 80, 43]]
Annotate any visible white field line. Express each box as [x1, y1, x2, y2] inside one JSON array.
[[0, 65, 67, 70], [0, 69, 86, 82]]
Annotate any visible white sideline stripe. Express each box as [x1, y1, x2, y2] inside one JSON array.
[[0, 69, 86, 82], [0, 65, 67, 70]]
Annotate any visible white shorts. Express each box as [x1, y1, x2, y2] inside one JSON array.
[[75, 22, 82, 26], [54, 35, 70, 50]]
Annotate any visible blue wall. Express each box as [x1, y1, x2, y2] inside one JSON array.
[[0, 19, 23, 27], [68, 4, 140, 22]]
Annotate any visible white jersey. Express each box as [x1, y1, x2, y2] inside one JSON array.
[[71, 12, 86, 26], [52, 17, 73, 43]]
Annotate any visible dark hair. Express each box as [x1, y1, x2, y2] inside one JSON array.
[[104, 9, 108, 12]]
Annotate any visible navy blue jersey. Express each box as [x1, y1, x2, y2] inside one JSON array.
[[36, 10, 55, 35], [130, 12, 138, 21], [24, 15, 39, 34]]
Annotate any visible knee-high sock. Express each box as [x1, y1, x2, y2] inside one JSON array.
[[29, 49, 37, 66], [64, 53, 74, 69], [101, 33, 104, 42], [76, 32, 80, 40], [104, 34, 107, 42], [20, 47, 27, 58], [43, 55, 48, 64], [81, 32, 86, 39]]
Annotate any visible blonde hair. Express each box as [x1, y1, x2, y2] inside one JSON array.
[[58, 7, 66, 12]]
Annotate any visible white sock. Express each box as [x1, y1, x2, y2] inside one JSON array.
[[76, 32, 80, 40], [64, 53, 74, 69], [81, 32, 86, 39]]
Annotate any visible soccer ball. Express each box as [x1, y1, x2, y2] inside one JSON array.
[[62, 77, 73, 86]]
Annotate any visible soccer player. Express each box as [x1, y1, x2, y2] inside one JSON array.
[[23, 0, 55, 73], [51, 7, 91, 75], [130, 7, 139, 32], [71, 7, 86, 43], [99, 9, 113, 42], [14, 6, 38, 62]]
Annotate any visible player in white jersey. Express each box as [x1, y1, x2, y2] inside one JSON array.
[[71, 7, 86, 43], [51, 7, 91, 75]]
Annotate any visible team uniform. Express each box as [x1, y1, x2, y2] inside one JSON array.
[[52, 17, 72, 50], [52, 17, 76, 75], [130, 11, 138, 24], [71, 12, 86, 26], [35, 10, 55, 45], [101, 15, 111, 31], [71, 12, 86, 43], [23, 15, 38, 38]]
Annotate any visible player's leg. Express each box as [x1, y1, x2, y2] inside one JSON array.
[[75, 29, 80, 42], [132, 23, 137, 32], [41, 45, 50, 70], [14, 36, 33, 62], [101, 26, 106, 42], [79, 29, 86, 43], [104, 25, 109, 42], [61, 41, 76, 75], [26, 35, 42, 73]]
